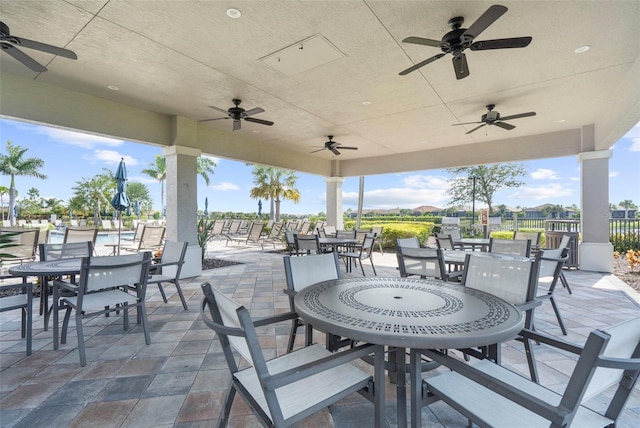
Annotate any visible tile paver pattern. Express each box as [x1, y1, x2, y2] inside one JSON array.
[[1, 238, 639, 427]]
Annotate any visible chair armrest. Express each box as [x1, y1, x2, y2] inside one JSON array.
[[516, 300, 542, 312], [264, 343, 378, 390], [0, 282, 33, 292], [252, 311, 299, 327], [53, 279, 79, 293], [283, 289, 296, 297], [421, 349, 570, 424], [518, 328, 583, 354]]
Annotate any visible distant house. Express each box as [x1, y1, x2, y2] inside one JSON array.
[[523, 204, 577, 219], [412, 205, 442, 215], [611, 206, 636, 219]]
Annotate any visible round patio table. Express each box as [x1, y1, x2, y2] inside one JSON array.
[[454, 237, 490, 251], [295, 276, 524, 427], [9, 259, 82, 331]]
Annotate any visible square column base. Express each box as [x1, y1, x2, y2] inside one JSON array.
[[579, 242, 613, 273]]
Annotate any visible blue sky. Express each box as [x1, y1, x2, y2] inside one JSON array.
[[1, 118, 638, 215]]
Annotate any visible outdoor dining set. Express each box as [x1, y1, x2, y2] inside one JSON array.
[[1, 222, 639, 427]]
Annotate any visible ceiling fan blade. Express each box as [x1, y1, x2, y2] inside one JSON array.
[[330, 148, 341, 156], [1, 45, 47, 72], [338, 146, 358, 150], [452, 121, 483, 126], [494, 121, 516, 130], [310, 148, 326, 153], [402, 36, 448, 48], [399, 53, 446, 75], [12, 36, 77, 59], [244, 117, 274, 126], [208, 106, 231, 115], [470, 37, 532, 51], [466, 123, 486, 134], [199, 117, 229, 122], [452, 53, 470, 79], [461, 5, 508, 41], [233, 119, 241, 131], [244, 107, 265, 116], [498, 111, 536, 121]]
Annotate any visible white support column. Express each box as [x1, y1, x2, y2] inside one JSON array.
[[325, 177, 344, 230], [163, 118, 202, 278], [578, 148, 613, 273]]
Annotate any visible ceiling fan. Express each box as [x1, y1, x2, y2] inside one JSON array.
[[399, 5, 532, 79], [453, 104, 536, 134], [0, 21, 77, 72], [201, 99, 274, 131], [310, 136, 358, 156]]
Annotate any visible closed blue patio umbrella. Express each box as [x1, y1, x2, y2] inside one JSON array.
[[110, 158, 130, 254], [204, 197, 208, 216], [135, 200, 140, 218]]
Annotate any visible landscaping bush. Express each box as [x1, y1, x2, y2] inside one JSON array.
[[344, 221, 435, 249]]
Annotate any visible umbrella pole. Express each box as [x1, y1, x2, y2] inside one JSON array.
[[118, 213, 122, 255]]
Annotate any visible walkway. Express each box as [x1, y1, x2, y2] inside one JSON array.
[[1, 239, 639, 427]]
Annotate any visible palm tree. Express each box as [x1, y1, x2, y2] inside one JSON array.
[[249, 166, 301, 222], [141, 155, 166, 217], [0, 141, 46, 226], [71, 172, 114, 225], [142, 155, 216, 217]]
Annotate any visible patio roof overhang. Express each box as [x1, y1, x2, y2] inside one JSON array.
[[0, 1, 639, 178]]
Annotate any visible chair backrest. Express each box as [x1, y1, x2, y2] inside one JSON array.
[[69, 219, 79, 227], [323, 225, 336, 237], [211, 219, 224, 236], [435, 235, 454, 250], [396, 237, 420, 249], [101, 219, 113, 230], [489, 237, 531, 257], [227, 220, 241, 235], [37, 228, 50, 245], [448, 228, 462, 241], [131, 221, 146, 241], [284, 252, 341, 293], [559, 234, 572, 250], [537, 247, 569, 279], [159, 241, 188, 278], [359, 233, 376, 257], [396, 246, 447, 279], [355, 229, 370, 242], [265, 219, 274, 229], [40, 241, 93, 261], [139, 225, 165, 249], [299, 221, 311, 235], [0, 228, 40, 261], [246, 222, 264, 242], [514, 230, 541, 247], [78, 252, 151, 295], [64, 226, 98, 245], [293, 233, 321, 255], [336, 229, 356, 239], [267, 221, 283, 239], [371, 226, 383, 239], [462, 252, 539, 306]]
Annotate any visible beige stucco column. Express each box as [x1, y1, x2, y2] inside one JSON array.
[[325, 177, 344, 230], [162, 116, 202, 277], [578, 148, 613, 273]]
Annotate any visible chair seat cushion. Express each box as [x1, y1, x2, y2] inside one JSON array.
[[0, 295, 28, 311], [63, 289, 139, 312], [234, 344, 371, 421], [426, 359, 613, 428]]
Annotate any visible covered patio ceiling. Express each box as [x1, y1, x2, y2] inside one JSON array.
[[1, 1, 639, 178]]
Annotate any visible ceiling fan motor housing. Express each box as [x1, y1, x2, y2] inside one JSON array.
[[485, 110, 500, 122]]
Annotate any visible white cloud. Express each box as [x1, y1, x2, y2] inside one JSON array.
[[530, 168, 559, 180], [621, 122, 640, 151], [86, 150, 138, 166], [401, 174, 449, 189], [210, 182, 239, 191], [38, 127, 124, 148], [609, 171, 620, 178], [342, 187, 449, 209], [510, 184, 574, 201], [569, 176, 580, 182]]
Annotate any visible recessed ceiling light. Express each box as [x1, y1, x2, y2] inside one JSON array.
[[226, 8, 241, 19], [362, 101, 371, 105], [107, 85, 119, 91], [556, 119, 566, 123], [574, 45, 590, 54]]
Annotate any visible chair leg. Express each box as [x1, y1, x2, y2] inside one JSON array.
[[174, 280, 188, 310], [523, 337, 539, 383], [287, 319, 298, 353], [560, 272, 572, 294], [61, 307, 72, 344], [157, 283, 168, 303], [139, 301, 150, 345], [25, 305, 32, 356], [370, 258, 377, 276], [76, 312, 86, 366], [549, 296, 568, 335], [359, 258, 366, 276], [217, 385, 236, 428]]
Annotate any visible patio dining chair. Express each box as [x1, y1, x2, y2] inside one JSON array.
[[120, 225, 165, 253], [283, 252, 351, 353], [0, 228, 40, 265], [146, 240, 189, 310], [339, 233, 377, 276], [489, 237, 531, 257], [259, 221, 283, 249], [371, 226, 384, 254], [63, 226, 98, 251], [293, 233, 321, 255], [514, 230, 542, 252], [461, 251, 543, 382], [52, 252, 152, 366], [396, 245, 461, 282], [0, 278, 33, 355], [199, 282, 383, 427], [226, 221, 264, 246], [417, 317, 640, 428], [536, 247, 570, 335]]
